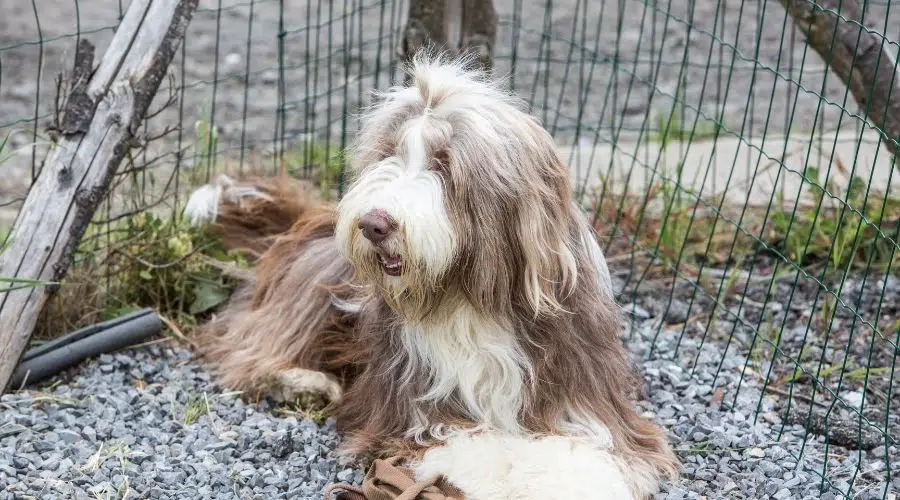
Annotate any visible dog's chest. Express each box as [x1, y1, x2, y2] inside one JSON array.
[[399, 313, 530, 432]]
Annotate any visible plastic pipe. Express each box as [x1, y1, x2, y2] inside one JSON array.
[[8, 308, 163, 390]]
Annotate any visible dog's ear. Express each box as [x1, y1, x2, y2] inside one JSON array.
[[512, 131, 580, 318], [452, 117, 583, 319]]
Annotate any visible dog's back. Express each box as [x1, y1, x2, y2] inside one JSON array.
[[184, 173, 360, 400]]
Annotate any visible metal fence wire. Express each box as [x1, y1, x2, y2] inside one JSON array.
[[1, 0, 899, 498]]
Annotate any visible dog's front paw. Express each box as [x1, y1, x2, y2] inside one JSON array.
[[269, 368, 343, 404]]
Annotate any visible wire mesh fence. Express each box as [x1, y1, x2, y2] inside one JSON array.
[[1, 0, 899, 497]]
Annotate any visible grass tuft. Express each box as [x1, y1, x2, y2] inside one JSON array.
[[273, 391, 331, 425], [34, 209, 248, 339], [182, 392, 211, 426], [592, 161, 900, 283], [282, 137, 346, 201]]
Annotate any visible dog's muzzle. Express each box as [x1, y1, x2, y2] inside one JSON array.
[[358, 209, 403, 277]]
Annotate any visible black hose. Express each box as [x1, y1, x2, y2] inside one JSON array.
[[9, 308, 163, 390]]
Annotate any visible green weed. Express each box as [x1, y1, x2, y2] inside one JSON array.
[[843, 366, 889, 381], [182, 392, 211, 425], [192, 115, 220, 172], [35, 207, 247, 338], [34, 130, 349, 339], [282, 137, 346, 201], [767, 166, 900, 273], [647, 86, 723, 150], [0, 276, 60, 294]]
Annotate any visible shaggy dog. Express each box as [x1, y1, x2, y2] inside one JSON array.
[[185, 53, 679, 499]]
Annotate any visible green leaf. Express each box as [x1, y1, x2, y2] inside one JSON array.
[[846, 176, 866, 205], [189, 280, 229, 315], [803, 165, 820, 185], [101, 305, 141, 321], [0, 275, 59, 293], [0, 276, 57, 285], [0, 130, 11, 156], [139, 270, 153, 281]]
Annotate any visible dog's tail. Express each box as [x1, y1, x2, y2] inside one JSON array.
[[183, 173, 326, 260]]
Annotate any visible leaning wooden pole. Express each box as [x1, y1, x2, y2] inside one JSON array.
[[0, 0, 199, 392], [780, 0, 900, 160]]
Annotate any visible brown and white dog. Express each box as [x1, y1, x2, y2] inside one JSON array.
[[185, 52, 679, 499]]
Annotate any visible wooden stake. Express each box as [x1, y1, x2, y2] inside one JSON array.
[[0, 0, 199, 392]]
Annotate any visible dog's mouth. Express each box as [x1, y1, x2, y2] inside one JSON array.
[[377, 251, 402, 277]]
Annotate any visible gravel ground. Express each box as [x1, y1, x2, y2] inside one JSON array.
[[0, 344, 366, 500], [634, 326, 899, 500], [622, 259, 900, 445], [2, 280, 897, 499]]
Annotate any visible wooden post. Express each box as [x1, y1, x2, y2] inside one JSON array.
[[780, 0, 900, 160], [460, 0, 498, 72], [400, 0, 497, 80], [0, 0, 199, 392], [401, 0, 451, 84]]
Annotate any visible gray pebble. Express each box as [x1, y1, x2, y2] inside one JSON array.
[[0, 424, 27, 439], [57, 430, 82, 444]]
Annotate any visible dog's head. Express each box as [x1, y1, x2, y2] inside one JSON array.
[[336, 53, 580, 319]]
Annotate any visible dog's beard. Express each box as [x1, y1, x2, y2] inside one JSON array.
[[340, 225, 452, 319]]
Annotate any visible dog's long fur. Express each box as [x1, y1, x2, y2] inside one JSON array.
[[187, 53, 678, 499]]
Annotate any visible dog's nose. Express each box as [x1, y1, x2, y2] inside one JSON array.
[[358, 210, 394, 244]]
